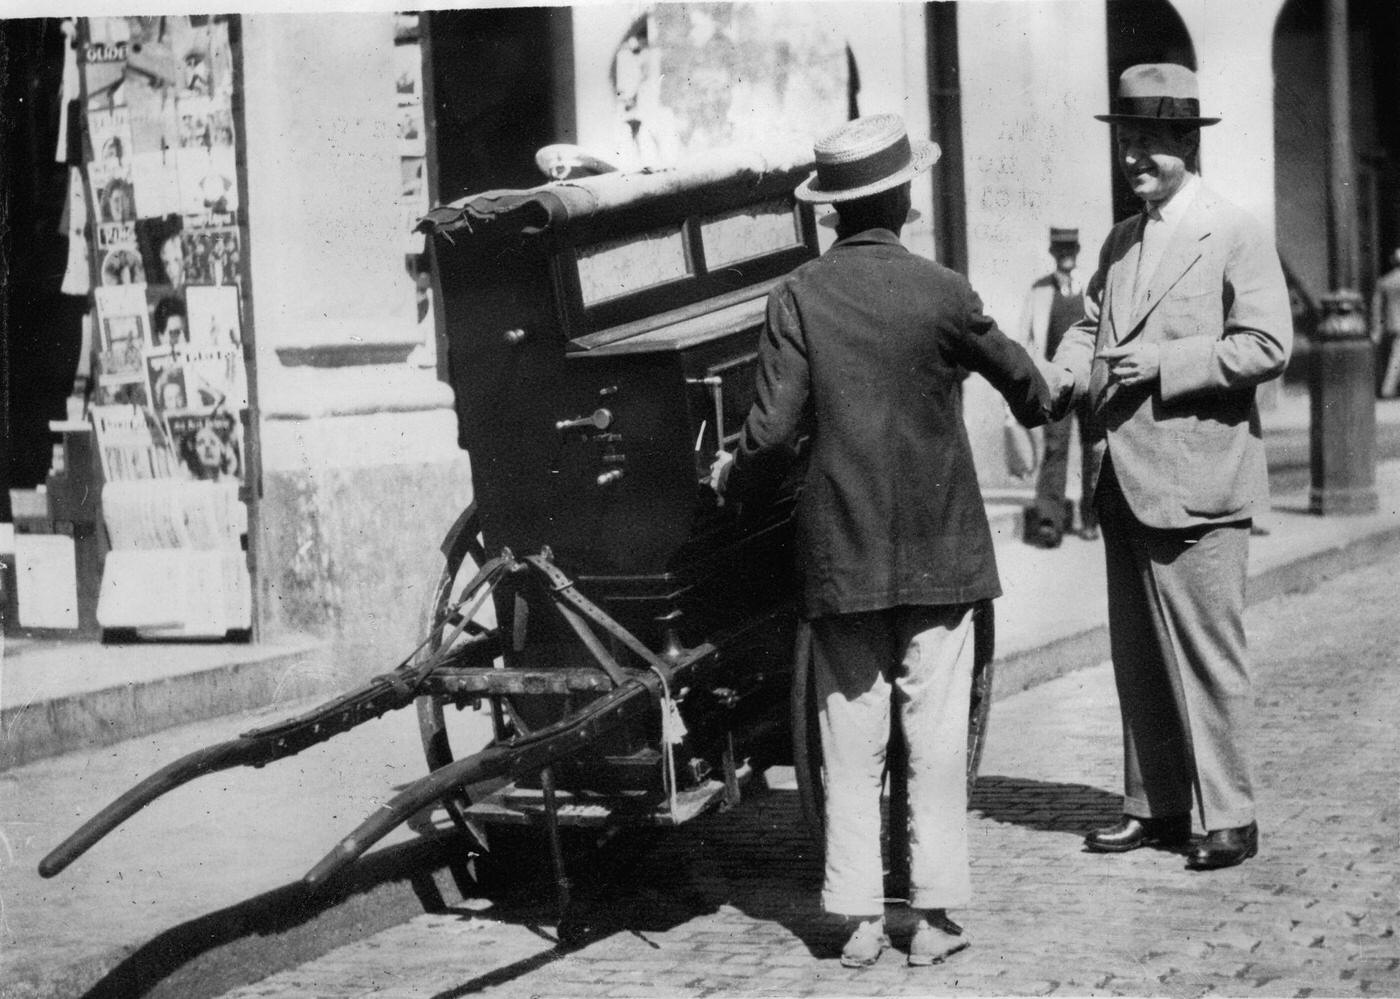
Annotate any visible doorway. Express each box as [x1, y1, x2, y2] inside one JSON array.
[[1103, 0, 1197, 224], [1, 19, 88, 512]]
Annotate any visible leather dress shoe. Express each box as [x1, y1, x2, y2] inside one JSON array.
[[1078, 524, 1100, 541], [1084, 814, 1191, 853], [1187, 821, 1258, 870]]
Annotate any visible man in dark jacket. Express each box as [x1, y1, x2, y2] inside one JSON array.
[[710, 114, 1056, 969]]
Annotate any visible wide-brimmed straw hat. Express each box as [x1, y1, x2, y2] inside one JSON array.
[[794, 114, 941, 204], [1095, 63, 1221, 127]]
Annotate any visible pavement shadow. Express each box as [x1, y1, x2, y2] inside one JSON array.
[[426, 775, 1136, 996], [81, 773, 1125, 998], [424, 776, 838, 998], [970, 773, 1122, 835], [76, 835, 477, 999]]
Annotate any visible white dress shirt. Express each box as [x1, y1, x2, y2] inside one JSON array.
[[1134, 172, 1200, 309]]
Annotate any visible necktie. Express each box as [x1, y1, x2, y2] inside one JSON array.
[[1133, 206, 1164, 309]]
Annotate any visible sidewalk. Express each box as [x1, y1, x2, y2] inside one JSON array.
[[3, 388, 1400, 998]]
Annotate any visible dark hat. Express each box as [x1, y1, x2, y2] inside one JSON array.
[[794, 114, 940, 204], [1049, 226, 1079, 248], [1095, 63, 1221, 127]]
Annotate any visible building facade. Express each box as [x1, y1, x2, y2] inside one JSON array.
[[4, 2, 1394, 668]]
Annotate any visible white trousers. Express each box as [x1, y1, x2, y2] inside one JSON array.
[[812, 604, 975, 917]]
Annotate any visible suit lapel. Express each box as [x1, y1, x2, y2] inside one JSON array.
[[1128, 188, 1213, 331], [1090, 222, 1140, 407], [1108, 215, 1145, 345], [1093, 188, 1215, 413]]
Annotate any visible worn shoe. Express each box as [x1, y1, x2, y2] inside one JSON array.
[[839, 917, 890, 968], [1078, 524, 1100, 541], [1187, 821, 1258, 870], [1084, 814, 1192, 853], [1030, 522, 1063, 549], [908, 911, 970, 966]]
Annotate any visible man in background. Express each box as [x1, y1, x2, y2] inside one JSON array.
[[1373, 247, 1400, 398], [1020, 225, 1098, 546]]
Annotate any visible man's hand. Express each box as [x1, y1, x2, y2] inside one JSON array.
[[1098, 343, 1161, 388], [708, 449, 735, 502], [1032, 356, 1075, 421]]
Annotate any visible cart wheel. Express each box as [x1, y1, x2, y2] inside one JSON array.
[[790, 621, 824, 845], [789, 600, 996, 848], [414, 521, 497, 852], [966, 599, 996, 797]]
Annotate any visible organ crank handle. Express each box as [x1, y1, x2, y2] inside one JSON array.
[[555, 408, 613, 432], [686, 375, 725, 453]]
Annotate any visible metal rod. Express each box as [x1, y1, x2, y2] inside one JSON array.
[[539, 766, 573, 920], [1327, 0, 1358, 291]]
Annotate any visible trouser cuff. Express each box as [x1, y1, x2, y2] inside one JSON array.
[[822, 890, 885, 918]]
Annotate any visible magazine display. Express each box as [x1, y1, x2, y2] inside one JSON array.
[[79, 14, 249, 481], [77, 14, 252, 637]]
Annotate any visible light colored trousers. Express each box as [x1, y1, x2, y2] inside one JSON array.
[[811, 604, 974, 917], [1097, 471, 1256, 831]]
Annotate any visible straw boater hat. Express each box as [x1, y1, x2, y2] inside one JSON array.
[[794, 114, 941, 204], [1095, 63, 1221, 127], [1049, 227, 1080, 249]]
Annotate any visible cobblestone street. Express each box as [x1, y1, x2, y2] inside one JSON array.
[[214, 552, 1400, 998]]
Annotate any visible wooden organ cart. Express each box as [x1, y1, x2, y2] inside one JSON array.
[[38, 145, 995, 940]]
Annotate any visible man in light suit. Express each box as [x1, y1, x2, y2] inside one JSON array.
[[1047, 64, 1292, 870]]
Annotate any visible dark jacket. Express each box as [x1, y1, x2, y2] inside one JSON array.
[[730, 228, 1053, 618]]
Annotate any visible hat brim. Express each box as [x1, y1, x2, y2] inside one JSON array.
[[1094, 113, 1221, 127], [793, 139, 941, 204]]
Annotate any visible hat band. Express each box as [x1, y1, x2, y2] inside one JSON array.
[[1113, 95, 1203, 120], [814, 135, 912, 192]]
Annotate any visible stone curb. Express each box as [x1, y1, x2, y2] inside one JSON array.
[[0, 641, 336, 770]]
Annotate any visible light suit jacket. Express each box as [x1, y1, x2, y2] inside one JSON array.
[[1052, 182, 1293, 529]]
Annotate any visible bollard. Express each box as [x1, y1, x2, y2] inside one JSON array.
[[1309, 289, 1378, 515]]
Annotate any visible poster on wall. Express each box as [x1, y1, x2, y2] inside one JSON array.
[[607, 6, 848, 168]]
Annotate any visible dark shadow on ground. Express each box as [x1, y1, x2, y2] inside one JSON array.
[[427, 772, 1135, 996], [970, 773, 1121, 834], [78, 835, 476, 999], [75, 772, 1133, 998]]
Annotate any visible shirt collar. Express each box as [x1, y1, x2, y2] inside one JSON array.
[[832, 227, 904, 249], [1144, 172, 1200, 224]]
